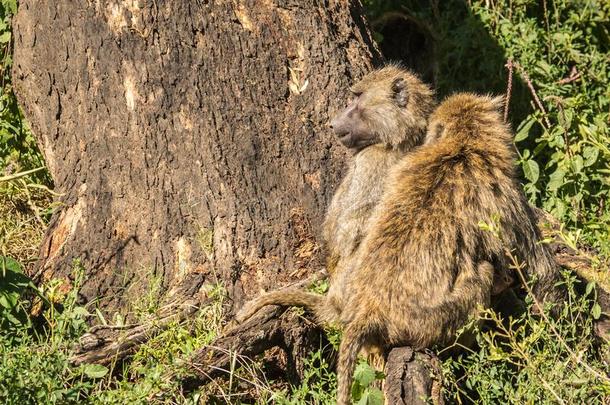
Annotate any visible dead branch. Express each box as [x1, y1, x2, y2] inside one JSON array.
[[70, 297, 200, 366]]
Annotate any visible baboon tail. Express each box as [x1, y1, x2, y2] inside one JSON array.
[[235, 290, 325, 324], [337, 321, 370, 405]]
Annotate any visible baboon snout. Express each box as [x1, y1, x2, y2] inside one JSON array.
[[330, 104, 360, 148], [330, 109, 351, 136]]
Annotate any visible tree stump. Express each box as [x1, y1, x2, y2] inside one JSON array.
[[384, 347, 444, 405]]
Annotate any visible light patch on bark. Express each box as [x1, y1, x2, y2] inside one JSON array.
[[287, 43, 309, 95], [174, 237, 192, 281], [23, 100, 58, 177], [124, 76, 137, 110], [37, 132, 57, 178], [42, 143, 58, 178], [195, 31, 205, 48], [104, 1, 144, 35], [233, 4, 253, 31], [105, 3, 127, 34], [122, 62, 140, 111], [45, 198, 86, 265], [127, 0, 143, 29], [304, 170, 321, 190], [86, 48, 101, 95], [178, 106, 193, 130]]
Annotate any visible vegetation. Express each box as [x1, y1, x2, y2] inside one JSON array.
[[1, 0, 609, 404]]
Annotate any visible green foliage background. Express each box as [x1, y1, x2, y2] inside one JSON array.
[[366, 0, 610, 256]]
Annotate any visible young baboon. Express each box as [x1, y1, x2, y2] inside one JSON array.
[[236, 65, 436, 324], [334, 93, 564, 405]]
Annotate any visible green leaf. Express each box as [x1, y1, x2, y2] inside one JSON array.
[[536, 60, 552, 76], [585, 281, 595, 296], [357, 388, 384, 405], [583, 146, 599, 167], [0, 32, 10, 43], [354, 362, 377, 388], [558, 109, 573, 129], [547, 169, 566, 191], [522, 160, 539, 183], [592, 303, 602, 320], [515, 117, 535, 142], [0, 294, 14, 309], [4, 0, 17, 14], [71, 306, 90, 317], [1, 256, 23, 275], [571, 155, 583, 173], [0, 256, 32, 299], [82, 364, 109, 379]]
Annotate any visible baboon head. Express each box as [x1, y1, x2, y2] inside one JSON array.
[[425, 93, 506, 144], [330, 65, 435, 152]]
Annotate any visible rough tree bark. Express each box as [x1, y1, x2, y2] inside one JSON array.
[[12, 0, 380, 315]]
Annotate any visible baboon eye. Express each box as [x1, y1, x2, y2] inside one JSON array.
[[391, 77, 409, 108]]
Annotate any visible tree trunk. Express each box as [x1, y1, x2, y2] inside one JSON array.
[[12, 0, 380, 315]]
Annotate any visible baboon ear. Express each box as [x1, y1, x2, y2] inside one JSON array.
[[391, 77, 409, 108]]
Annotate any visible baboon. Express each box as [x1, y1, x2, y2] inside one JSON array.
[[237, 89, 560, 404], [323, 65, 435, 280], [237, 65, 436, 324], [333, 93, 564, 405]]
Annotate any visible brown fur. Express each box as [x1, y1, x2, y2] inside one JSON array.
[[334, 93, 564, 404]]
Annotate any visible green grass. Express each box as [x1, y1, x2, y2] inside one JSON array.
[[1, 0, 610, 404]]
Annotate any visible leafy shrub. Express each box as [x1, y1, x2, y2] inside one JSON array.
[[442, 272, 610, 404], [0, 264, 92, 404], [0, 256, 32, 334], [470, 0, 610, 256]]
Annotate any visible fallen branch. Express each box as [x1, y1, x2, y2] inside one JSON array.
[[70, 297, 200, 366]]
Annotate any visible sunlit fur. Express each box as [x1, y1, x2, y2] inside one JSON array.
[[324, 65, 435, 284]]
